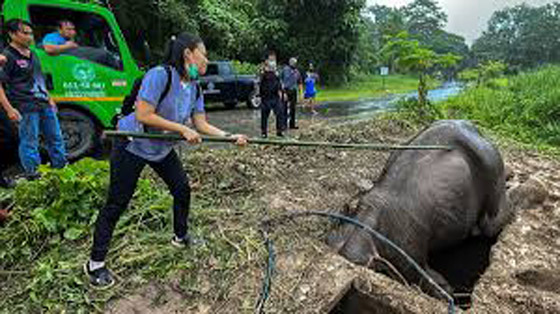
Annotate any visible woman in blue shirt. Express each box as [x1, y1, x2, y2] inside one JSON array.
[[84, 33, 248, 289], [304, 64, 319, 114]]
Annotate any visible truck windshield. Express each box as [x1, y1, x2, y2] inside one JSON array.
[[29, 5, 123, 71], [219, 63, 234, 76]]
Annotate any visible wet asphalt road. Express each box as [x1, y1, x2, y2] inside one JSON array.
[[204, 81, 463, 138]]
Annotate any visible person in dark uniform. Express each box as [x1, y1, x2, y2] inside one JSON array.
[[259, 57, 284, 138]]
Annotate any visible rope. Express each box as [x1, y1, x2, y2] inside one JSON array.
[[257, 210, 456, 314], [103, 131, 453, 151]]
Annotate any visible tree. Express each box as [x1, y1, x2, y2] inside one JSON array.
[[382, 32, 461, 116], [473, 3, 560, 69], [403, 0, 447, 41], [109, 0, 369, 83], [256, 0, 367, 84], [369, 5, 406, 49], [367, 0, 468, 74], [458, 61, 507, 86]]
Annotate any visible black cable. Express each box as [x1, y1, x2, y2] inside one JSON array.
[[255, 225, 275, 314]]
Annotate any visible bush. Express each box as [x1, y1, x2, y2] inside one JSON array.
[[231, 60, 259, 75], [442, 65, 560, 146], [395, 97, 443, 124], [458, 61, 508, 87]]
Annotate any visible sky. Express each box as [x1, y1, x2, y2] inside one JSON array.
[[367, 0, 556, 44]]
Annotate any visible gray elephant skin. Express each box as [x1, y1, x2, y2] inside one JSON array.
[[328, 120, 514, 299]]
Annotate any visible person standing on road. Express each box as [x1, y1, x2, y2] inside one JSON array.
[[280, 57, 302, 129], [304, 63, 319, 114], [259, 57, 284, 138], [84, 32, 248, 289], [0, 19, 67, 180]]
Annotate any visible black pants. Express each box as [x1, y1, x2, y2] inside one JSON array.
[[285, 89, 298, 128], [0, 109, 19, 174], [90, 139, 190, 262], [261, 97, 285, 135]]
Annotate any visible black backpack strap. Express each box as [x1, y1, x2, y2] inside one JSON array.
[[157, 65, 173, 105], [195, 82, 202, 102]]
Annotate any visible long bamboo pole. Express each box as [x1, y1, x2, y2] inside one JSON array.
[[103, 131, 453, 151]]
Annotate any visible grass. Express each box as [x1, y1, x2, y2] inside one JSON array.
[[440, 65, 560, 151], [317, 74, 439, 102], [0, 151, 267, 313]]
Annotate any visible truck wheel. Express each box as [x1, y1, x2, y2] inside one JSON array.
[[247, 91, 261, 109], [224, 101, 238, 109], [58, 108, 98, 160]]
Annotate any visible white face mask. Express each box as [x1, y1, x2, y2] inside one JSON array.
[[267, 60, 277, 70]]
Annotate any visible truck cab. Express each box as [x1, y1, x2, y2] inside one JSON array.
[[1, 0, 142, 159]]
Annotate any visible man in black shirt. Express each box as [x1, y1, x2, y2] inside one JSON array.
[[0, 19, 67, 179], [259, 58, 284, 138]]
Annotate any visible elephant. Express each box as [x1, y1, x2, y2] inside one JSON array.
[[328, 120, 515, 299]]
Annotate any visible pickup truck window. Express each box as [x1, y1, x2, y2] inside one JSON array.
[[219, 63, 233, 76], [205, 63, 219, 76]]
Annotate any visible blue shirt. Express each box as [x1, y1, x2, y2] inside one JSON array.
[[42, 32, 68, 46], [305, 73, 317, 96], [118, 66, 205, 162]]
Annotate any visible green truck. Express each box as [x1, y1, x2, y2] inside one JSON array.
[[1, 0, 143, 159]]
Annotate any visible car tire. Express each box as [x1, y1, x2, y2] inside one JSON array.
[[247, 90, 261, 109], [57, 107, 98, 161]]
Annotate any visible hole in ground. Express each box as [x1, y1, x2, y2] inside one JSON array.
[[329, 284, 410, 314], [429, 235, 499, 309]]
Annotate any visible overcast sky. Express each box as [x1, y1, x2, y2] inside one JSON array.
[[367, 0, 557, 44]]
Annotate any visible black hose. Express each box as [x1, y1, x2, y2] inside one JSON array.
[[257, 210, 456, 314]]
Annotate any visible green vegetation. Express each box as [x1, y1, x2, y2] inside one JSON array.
[[109, 0, 368, 84], [441, 65, 560, 150], [317, 74, 421, 102], [105, 0, 469, 84], [231, 60, 260, 75], [458, 61, 507, 87], [0, 153, 265, 312], [473, 3, 560, 69], [380, 31, 461, 113]]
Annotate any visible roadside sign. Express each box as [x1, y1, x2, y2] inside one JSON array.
[[380, 67, 389, 76]]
